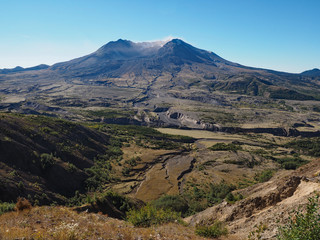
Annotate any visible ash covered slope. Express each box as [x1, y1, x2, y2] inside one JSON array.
[[0, 38, 318, 100]]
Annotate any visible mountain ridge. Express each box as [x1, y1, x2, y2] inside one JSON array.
[[0, 39, 317, 75]]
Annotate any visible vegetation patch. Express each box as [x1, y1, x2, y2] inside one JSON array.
[[151, 195, 189, 217], [209, 142, 242, 151], [181, 181, 237, 215], [195, 221, 228, 238], [91, 124, 194, 150], [126, 204, 181, 227], [285, 138, 320, 157], [0, 202, 15, 215], [276, 156, 308, 170], [85, 108, 135, 119], [39, 153, 56, 170], [254, 169, 274, 183], [277, 195, 320, 240]]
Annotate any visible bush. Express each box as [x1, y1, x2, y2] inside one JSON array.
[[195, 221, 228, 238], [0, 202, 15, 215], [152, 195, 189, 216], [209, 142, 242, 152], [66, 162, 77, 173], [126, 205, 181, 227], [97, 191, 134, 213], [254, 170, 274, 183], [207, 182, 236, 204], [285, 138, 320, 157], [40, 153, 55, 170], [277, 195, 320, 240], [15, 197, 32, 212], [248, 223, 268, 240], [276, 156, 308, 170], [226, 192, 243, 204]]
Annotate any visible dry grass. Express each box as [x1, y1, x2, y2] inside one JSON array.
[[155, 128, 245, 140], [15, 198, 32, 212], [0, 206, 208, 240]]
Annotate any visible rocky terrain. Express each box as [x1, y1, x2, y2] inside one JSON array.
[[185, 160, 320, 239]]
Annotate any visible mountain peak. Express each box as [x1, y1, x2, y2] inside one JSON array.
[[169, 38, 184, 43], [97, 39, 133, 51], [158, 38, 218, 64]]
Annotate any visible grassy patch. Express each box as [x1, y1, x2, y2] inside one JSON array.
[[195, 221, 228, 238], [285, 138, 320, 157], [85, 108, 135, 119], [181, 181, 237, 216], [276, 156, 308, 170], [126, 205, 181, 227], [151, 195, 189, 217], [254, 169, 274, 183], [209, 142, 242, 151], [90, 124, 194, 150], [0, 202, 15, 215]]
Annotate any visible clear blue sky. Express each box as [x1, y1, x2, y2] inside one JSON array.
[[1, 0, 319, 73]]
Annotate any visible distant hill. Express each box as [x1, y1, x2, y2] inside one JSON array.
[[301, 68, 320, 77], [0, 64, 49, 74]]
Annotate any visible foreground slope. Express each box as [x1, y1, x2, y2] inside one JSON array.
[[185, 159, 320, 239], [0, 206, 211, 240]]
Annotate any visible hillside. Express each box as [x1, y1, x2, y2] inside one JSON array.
[[0, 113, 110, 203], [185, 160, 320, 239], [0, 113, 195, 206]]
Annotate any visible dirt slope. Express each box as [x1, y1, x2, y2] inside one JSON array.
[[185, 160, 320, 239]]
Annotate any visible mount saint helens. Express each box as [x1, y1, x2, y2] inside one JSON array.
[[0, 39, 320, 133]]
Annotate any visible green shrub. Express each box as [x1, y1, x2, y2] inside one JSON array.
[[0, 202, 15, 215], [285, 138, 320, 157], [207, 182, 236, 205], [209, 142, 242, 152], [152, 195, 189, 216], [66, 162, 77, 173], [125, 158, 137, 167], [248, 223, 268, 240], [40, 153, 55, 170], [254, 170, 274, 183], [277, 195, 320, 240], [98, 191, 133, 213], [18, 181, 25, 190], [195, 221, 228, 238], [226, 192, 243, 204], [126, 205, 181, 227], [85, 155, 113, 190], [276, 156, 308, 170]]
